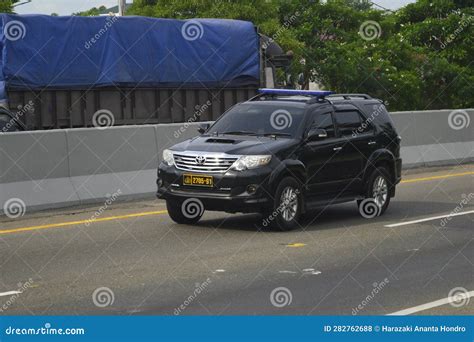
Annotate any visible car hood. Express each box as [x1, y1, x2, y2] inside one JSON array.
[[169, 134, 298, 155]]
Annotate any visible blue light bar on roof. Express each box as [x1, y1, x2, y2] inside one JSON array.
[[258, 88, 334, 97]]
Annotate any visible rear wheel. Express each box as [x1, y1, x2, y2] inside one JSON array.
[[358, 167, 391, 217], [166, 198, 204, 224], [265, 177, 302, 231]]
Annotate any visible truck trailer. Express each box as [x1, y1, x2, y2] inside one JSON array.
[[0, 14, 291, 130]]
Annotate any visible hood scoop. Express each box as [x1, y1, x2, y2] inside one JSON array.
[[205, 138, 238, 144]]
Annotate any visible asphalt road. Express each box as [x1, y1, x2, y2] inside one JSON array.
[[0, 164, 473, 316]]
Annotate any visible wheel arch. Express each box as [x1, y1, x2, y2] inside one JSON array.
[[363, 149, 397, 196], [269, 159, 307, 192]]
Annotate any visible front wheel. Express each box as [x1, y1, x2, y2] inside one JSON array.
[[166, 198, 204, 224], [264, 177, 302, 231]]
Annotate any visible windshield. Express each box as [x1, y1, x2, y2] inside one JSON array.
[[207, 102, 305, 138]]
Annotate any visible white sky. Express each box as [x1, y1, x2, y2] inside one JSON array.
[[14, 0, 415, 16], [14, 0, 132, 15]]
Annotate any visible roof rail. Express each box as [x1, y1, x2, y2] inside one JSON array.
[[327, 93, 372, 100]]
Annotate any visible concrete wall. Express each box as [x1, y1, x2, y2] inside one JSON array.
[[1, 109, 473, 214], [391, 109, 473, 168]]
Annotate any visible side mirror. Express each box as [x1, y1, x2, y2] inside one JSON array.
[[197, 123, 210, 134], [306, 128, 327, 141]]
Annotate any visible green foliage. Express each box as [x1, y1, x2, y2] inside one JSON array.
[[0, 0, 18, 13], [123, 0, 474, 110], [74, 6, 107, 16]]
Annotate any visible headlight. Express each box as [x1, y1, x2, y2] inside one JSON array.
[[162, 149, 174, 166], [231, 155, 271, 171]]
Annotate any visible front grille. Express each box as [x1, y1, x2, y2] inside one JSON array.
[[173, 152, 238, 173]]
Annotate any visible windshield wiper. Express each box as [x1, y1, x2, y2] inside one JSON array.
[[222, 131, 258, 135]]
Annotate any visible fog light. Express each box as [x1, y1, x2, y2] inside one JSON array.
[[157, 178, 163, 187], [247, 184, 258, 194]]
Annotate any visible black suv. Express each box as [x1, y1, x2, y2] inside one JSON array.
[[157, 89, 402, 230]]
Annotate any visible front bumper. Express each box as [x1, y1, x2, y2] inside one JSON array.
[[156, 163, 272, 213]]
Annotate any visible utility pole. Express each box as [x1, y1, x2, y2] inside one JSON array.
[[118, 0, 126, 16]]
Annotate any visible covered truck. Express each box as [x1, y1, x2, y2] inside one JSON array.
[[0, 14, 291, 130]]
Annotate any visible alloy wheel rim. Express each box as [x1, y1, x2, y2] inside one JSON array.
[[280, 186, 298, 221], [372, 175, 388, 208]]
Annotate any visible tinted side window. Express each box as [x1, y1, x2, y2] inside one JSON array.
[[311, 111, 335, 138], [363, 103, 396, 133], [335, 110, 362, 136]]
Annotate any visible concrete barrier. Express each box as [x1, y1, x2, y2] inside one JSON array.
[[66, 125, 158, 203], [0, 130, 79, 211], [0, 109, 472, 214], [391, 109, 473, 168]]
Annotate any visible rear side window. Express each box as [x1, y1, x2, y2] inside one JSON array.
[[334, 110, 362, 136], [311, 111, 335, 138], [363, 103, 396, 129]]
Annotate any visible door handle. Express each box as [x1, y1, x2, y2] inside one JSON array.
[[368, 141, 376, 145], [333, 146, 342, 151]]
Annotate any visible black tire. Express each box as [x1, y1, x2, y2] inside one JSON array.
[[358, 167, 392, 217], [166, 198, 204, 224], [265, 177, 302, 231]]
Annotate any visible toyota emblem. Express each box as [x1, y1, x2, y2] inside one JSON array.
[[195, 155, 206, 165]]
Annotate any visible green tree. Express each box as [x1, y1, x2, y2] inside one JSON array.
[[74, 6, 107, 16], [0, 0, 18, 13]]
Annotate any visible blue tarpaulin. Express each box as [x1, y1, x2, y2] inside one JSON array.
[[0, 15, 260, 102]]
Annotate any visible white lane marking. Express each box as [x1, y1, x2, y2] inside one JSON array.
[[279, 270, 297, 274], [388, 290, 474, 315], [385, 210, 474, 228], [0, 291, 21, 297]]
